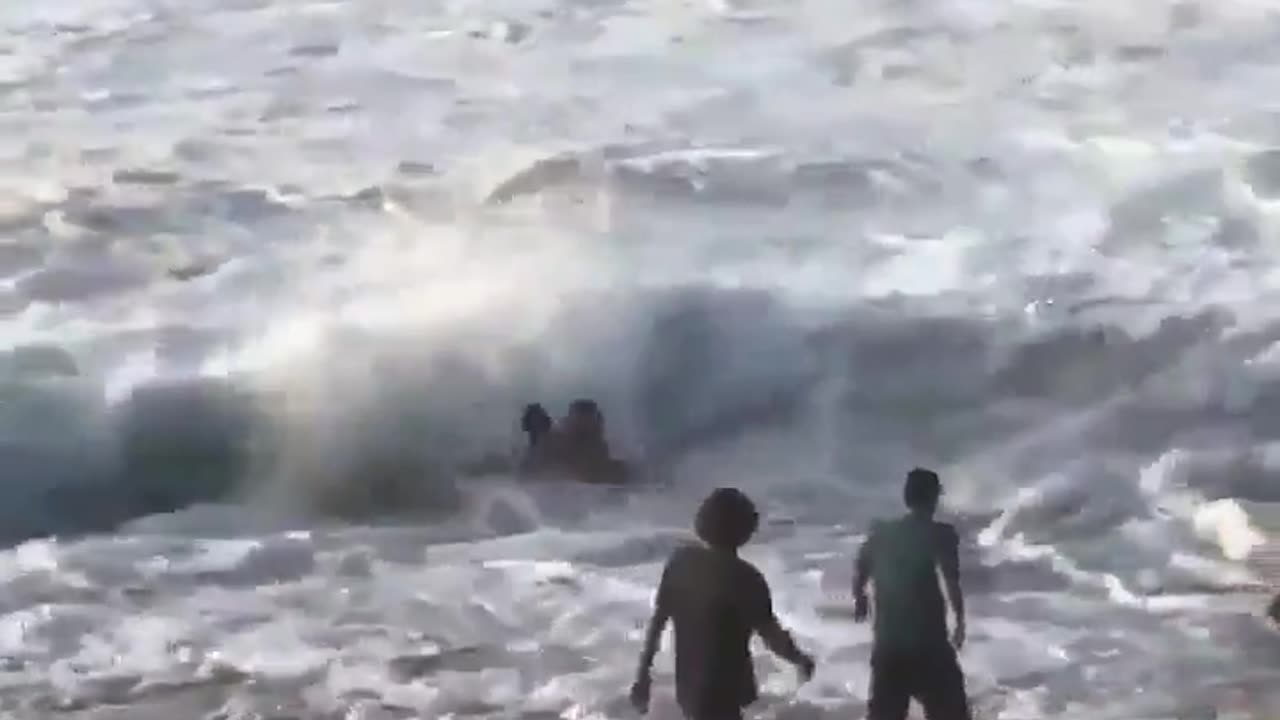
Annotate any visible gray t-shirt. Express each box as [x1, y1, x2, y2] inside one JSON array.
[[865, 514, 958, 653], [656, 543, 776, 714]]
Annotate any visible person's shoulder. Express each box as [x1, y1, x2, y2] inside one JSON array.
[[867, 515, 905, 540], [659, 542, 699, 584], [727, 550, 762, 579], [931, 520, 960, 544], [732, 553, 765, 575], [730, 556, 771, 594], [668, 540, 701, 562]]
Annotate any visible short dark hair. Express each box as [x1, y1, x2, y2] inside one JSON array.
[[903, 467, 942, 510], [568, 399, 604, 430], [695, 487, 759, 550], [521, 403, 551, 433], [569, 398, 600, 416]]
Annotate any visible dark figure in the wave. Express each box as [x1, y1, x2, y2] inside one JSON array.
[[522, 403, 553, 446], [854, 467, 971, 720], [1268, 592, 1280, 626], [518, 403, 558, 474], [631, 487, 815, 720], [559, 399, 627, 484], [562, 399, 609, 462]]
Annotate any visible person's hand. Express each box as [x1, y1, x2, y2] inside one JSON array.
[[951, 619, 966, 650], [629, 673, 651, 714], [796, 653, 816, 682], [853, 593, 869, 623]]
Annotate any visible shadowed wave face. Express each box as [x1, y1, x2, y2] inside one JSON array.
[[5, 283, 1279, 548]]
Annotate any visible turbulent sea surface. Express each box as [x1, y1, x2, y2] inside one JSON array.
[[3, 0, 1280, 717]]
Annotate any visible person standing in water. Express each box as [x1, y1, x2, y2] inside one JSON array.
[[631, 487, 816, 720], [560, 400, 608, 467], [521, 403, 554, 448], [853, 467, 972, 720], [518, 403, 558, 474], [1268, 592, 1279, 626], [559, 399, 628, 483]]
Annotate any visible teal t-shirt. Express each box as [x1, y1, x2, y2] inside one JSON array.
[[867, 514, 957, 653]]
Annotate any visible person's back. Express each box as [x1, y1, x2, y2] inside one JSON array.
[[560, 399, 616, 482], [660, 543, 771, 714], [867, 514, 952, 654], [518, 403, 560, 476], [631, 487, 815, 720]]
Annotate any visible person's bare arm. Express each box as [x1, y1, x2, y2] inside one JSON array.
[[631, 556, 678, 713], [853, 528, 875, 621], [757, 614, 811, 670], [750, 570, 815, 678], [938, 523, 966, 647], [635, 561, 675, 679]]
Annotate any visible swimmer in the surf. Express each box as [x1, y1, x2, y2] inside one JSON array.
[[853, 467, 973, 720], [518, 402, 558, 475], [522, 403, 553, 448], [562, 399, 609, 460], [454, 405, 551, 478], [1268, 592, 1279, 626], [559, 399, 626, 483], [630, 487, 815, 720]]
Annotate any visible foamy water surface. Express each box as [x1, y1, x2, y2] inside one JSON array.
[[3, 0, 1280, 717]]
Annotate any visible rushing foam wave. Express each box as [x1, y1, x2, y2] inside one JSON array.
[[3, 0, 1280, 716]]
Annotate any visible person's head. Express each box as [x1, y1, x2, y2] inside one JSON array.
[[903, 467, 942, 514], [566, 399, 604, 438], [694, 487, 759, 552], [521, 403, 552, 440]]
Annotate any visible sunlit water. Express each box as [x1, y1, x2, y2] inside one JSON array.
[[3, 0, 1280, 717]]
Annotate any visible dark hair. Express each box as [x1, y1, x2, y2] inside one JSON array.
[[695, 487, 759, 550], [903, 467, 942, 510], [567, 398, 604, 434], [521, 403, 552, 434], [569, 398, 601, 419]]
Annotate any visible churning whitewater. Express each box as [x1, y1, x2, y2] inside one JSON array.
[[3, 0, 1280, 717]]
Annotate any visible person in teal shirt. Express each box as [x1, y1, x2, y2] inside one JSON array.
[[853, 468, 972, 720]]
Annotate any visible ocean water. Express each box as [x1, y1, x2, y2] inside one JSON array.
[[3, 0, 1280, 717]]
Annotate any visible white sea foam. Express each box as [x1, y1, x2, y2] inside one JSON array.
[[3, 0, 1280, 716]]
